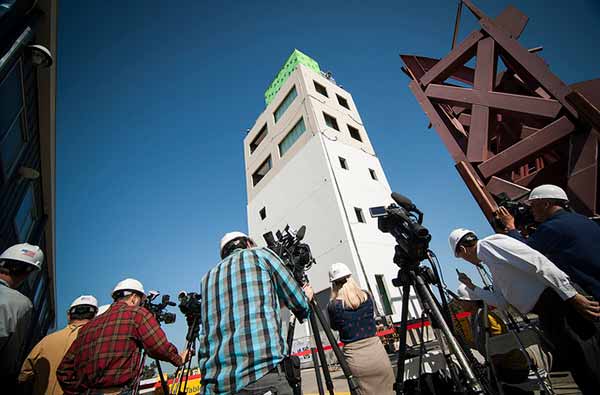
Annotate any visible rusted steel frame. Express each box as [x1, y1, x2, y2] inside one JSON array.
[[566, 91, 600, 139], [425, 84, 561, 118], [408, 80, 467, 162], [494, 5, 529, 39], [419, 30, 482, 86], [486, 176, 530, 200], [467, 37, 496, 162], [400, 55, 475, 85], [477, 17, 577, 116], [456, 161, 498, 221], [567, 131, 598, 215], [478, 116, 575, 178]]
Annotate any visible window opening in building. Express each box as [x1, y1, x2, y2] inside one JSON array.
[[314, 81, 328, 97], [354, 207, 365, 223], [375, 275, 394, 315], [249, 124, 268, 154], [259, 207, 267, 220], [273, 86, 297, 123], [1, 61, 26, 177], [336, 94, 350, 110], [339, 156, 348, 170], [369, 168, 378, 180], [15, 183, 35, 242], [252, 156, 272, 187], [323, 112, 339, 131], [348, 125, 362, 142], [279, 118, 306, 157]]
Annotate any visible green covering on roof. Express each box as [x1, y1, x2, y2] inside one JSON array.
[[264, 49, 320, 105]]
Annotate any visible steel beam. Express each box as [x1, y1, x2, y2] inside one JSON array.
[[478, 116, 575, 178], [456, 161, 498, 221]]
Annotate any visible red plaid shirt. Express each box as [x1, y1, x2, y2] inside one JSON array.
[[57, 300, 182, 394]]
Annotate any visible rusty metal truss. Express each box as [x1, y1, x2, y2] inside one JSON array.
[[400, 0, 600, 225]]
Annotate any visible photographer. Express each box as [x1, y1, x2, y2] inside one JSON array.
[[496, 184, 600, 301], [19, 295, 98, 395], [57, 278, 188, 395], [327, 263, 394, 395], [449, 228, 600, 394], [198, 231, 313, 395]]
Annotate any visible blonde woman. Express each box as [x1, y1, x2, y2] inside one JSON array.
[[327, 263, 394, 395]]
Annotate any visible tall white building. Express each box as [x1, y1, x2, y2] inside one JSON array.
[[243, 50, 420, 341]]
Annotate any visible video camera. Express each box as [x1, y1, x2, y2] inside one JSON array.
[[494, 192, 535, 231], [263, 225, 315, 285], [370, 192, 431, 267], [178, 291, 202, 319], [144, 290, 176, 325]]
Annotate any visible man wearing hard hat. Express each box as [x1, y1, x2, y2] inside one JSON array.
[[57, 278, 188, 395], [18, 295, 98, 395], [198, 231, 313, 395], [497, 184, 600, 301], [449, 228, 600, 394], [0, 243, 43, 391]]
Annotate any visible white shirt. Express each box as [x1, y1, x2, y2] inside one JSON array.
[[471, 234, 576, 313]]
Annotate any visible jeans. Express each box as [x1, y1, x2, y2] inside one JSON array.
[[237, 367, 293, 395]]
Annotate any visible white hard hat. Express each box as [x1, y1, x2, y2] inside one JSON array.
[[456, 283, 479, 301], [448, 228, 475, 257], [329, 262, 352, 282], [112, 278, 145, 299], [96, 304, 111, 316], [220, 231, 248, 254], [0, 243, 43, 271], [527, 184, 568, 202], [69, 295, 98, 310]]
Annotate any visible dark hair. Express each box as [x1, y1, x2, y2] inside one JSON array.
[[69, 305, 97, 320], [456, 232, 478, 253], [0, 260, 32, 276], [221, 237, 249, 259]]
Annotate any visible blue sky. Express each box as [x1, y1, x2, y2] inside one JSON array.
[[56, 0, 600, 351]]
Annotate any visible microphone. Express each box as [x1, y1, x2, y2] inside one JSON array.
[[391, 192, 416, 210], [263, 231, 276, 247], [296, 225, 306, 241]]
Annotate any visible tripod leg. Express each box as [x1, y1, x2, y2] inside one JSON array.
[[394, 284, 411, 395], [287, 316, 303, 395], [311, 345, 325, 395], [309, 312, 335, 395], [155, 360, 169, 395], [309, 299, 360, 395]]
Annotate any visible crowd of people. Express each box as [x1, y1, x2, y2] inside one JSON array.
[[0, 183, 599, 395]]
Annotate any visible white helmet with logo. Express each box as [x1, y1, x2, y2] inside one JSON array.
[[112, 278, 145, 299], [329, 262, 352, 282], [448, 228, 476, 257], [0, 243, 43, 271], [220, 231, 249, 257], [527, 184, 568, 202], [70, 295, 98, 310]]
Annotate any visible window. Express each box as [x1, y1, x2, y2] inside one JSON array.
[[323, 112, 339, 131], [375, 275, 394, 315], [336, 94, 350, 110], [259, 207, 267, 220], [15, 184, 36, 242], [348, 125, 362, 142], [354, 207, 365, 223], [314, 81, 328, 97], [279, 118, 306, 157], [339, 156, 348, 170], [369, 168, 378, 180], [249, 124, 268, 154], [252, 156, 272, 187], [1, 61, 26, 177], [273, 86, 297, 123]]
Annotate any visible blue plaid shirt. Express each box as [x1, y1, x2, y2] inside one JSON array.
[[198, 247, 310, 394]]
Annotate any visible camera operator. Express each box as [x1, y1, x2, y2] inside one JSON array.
[[496, 184, 600, 301], [449, 228, 600, 394], [198, 231, 313, 395], [0, 243, 43, 392], [327, 263, 394, 395], [18, 295, 98, 395], [57, 278, 188, 395]]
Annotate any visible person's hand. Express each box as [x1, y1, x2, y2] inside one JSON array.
[[495, 207, 516, 231], [457, 272, 475, 290], [303, 284, 314, 301], [179, 349, 192, 363], [568, 294, 600, 321]]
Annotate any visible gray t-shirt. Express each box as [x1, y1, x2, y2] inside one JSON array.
[[0, 278, 33, 379]]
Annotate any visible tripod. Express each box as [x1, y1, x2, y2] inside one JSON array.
[[286, 296, 360, 395], [393, 252, 487, 395], [168, 315, 200, 395]]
